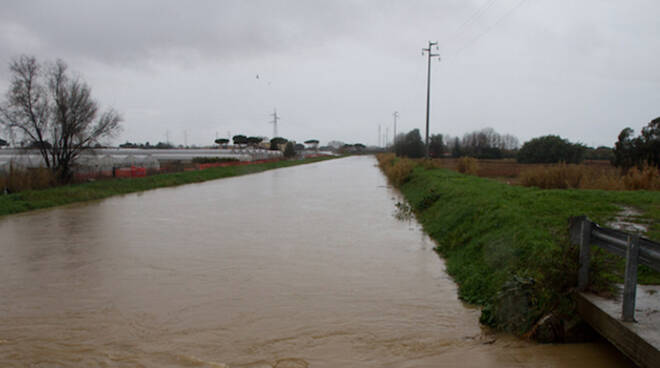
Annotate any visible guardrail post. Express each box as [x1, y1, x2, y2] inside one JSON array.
[[622, 234, 640, 322], [578, 217, 592, 291]]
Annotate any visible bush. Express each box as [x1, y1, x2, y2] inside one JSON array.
[[517, 135, 586, 164], [456, 157, 479, 175], [376, 153, 415, 186]]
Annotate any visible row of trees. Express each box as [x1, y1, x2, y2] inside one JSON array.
[[213, 136, 319, 150], [449, 128, 520, 159], [393, 128, 618, 165], [119, 141, 174, 149], [394, 127, 520, 160]]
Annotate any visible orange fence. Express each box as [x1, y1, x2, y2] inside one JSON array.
[[195, 159, 280, 170], [114, 166, 146, 178]]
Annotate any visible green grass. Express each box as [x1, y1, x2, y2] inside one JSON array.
[[391, 163, 660, 334], [0, 156, 340, 217]]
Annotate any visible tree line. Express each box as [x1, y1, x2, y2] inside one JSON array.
[[391, 121, 659, 169]]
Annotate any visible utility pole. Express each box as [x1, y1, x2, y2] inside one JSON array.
[[378, 124, 382, 147], [270, 108, 280, 138], [422, 41, 440, 158], [393, 111, 399, 143]]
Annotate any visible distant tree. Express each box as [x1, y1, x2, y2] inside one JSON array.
[[247, 136, 263, 147], [214, 138, 229, 147], [232, 134, 248, 147], [641, 117, 660, 168], [451, 137, 462, 158], [517, 135, 586, 164], [304, 139, 319, 150], [155, 141, 173, 149], [394, 129, 425, 158], [283, 141, 296, 158], [613, 117, 660, 169], [295, 143, 305, 151], [0, 55, 122, 182], [327, 140, 345, 150], [0, 138, 7, 147], [460, 127, 510, 159], [428, 134, 445, 158], [270, 136, 288, 150]]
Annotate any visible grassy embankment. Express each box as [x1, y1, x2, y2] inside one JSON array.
[[377, 153, 660, 338], [0, 155, 339, 217]]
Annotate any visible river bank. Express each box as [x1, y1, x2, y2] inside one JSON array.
[[377, 154, 660, 341], [0, 155, 339, 217]]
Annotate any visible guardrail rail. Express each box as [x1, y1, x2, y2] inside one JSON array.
[[570, 215, 660, 322]]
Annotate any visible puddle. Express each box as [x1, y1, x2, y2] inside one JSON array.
[[606, 206, 649, 234]]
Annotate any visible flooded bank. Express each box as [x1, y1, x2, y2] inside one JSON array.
[[0, 156, 631, 367]]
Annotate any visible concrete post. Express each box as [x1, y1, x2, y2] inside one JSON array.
[[622, 234, 640, 322], [578, 218, 592, 291]]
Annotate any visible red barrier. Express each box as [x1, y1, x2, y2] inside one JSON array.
[[131, 166, 146, 177], [114, 166, 147, 178], [115, 168, 132, 178]]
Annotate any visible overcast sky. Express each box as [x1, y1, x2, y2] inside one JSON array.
[[1, 0, 658, 147]]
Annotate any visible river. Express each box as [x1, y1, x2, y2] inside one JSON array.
[[0, 156, 631, 367]]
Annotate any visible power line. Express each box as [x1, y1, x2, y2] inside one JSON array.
[[440, 0, 498, 50], [453, 0, 529, 57]]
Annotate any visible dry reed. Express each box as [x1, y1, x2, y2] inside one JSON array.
[[0, 165, 56, 193], [456, 157, 479, 175]]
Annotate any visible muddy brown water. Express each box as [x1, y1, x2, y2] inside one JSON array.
[[0, 156, 631, 367]]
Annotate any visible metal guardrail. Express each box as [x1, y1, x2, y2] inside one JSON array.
[[570, 216, 660, 322]]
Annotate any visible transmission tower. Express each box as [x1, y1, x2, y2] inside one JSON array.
[[270, 108, 280, 137]]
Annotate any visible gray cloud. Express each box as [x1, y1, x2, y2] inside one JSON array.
[[0, 0, 658, 147]]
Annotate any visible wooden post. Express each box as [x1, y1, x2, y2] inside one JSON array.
[[622, 234, 640, 322], [578, 217, 592, 291]]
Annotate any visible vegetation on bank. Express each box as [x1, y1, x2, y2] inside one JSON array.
[[377, 153, 660, 340], [0, 156, 339, 217]]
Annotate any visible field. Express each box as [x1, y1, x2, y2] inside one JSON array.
[[425, 158, 660, 190]]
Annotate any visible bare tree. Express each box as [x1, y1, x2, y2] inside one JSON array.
[[0, 55, 121, 182]]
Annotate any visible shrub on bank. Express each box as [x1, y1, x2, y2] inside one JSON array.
[[456, 157, 479, 175], [377, 153, 415, 186]]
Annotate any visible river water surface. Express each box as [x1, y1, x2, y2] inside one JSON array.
[[0, 156, 631, 367]]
